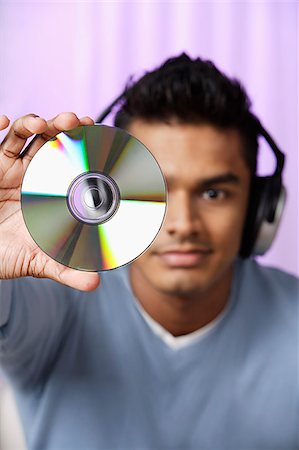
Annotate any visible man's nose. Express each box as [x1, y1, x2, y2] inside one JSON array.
[[165, 192, 201, 238]]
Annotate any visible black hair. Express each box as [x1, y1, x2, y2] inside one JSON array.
[[114, 53, 258, 175]]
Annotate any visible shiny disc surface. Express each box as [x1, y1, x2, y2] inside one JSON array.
[[21, 125, 167, 271]]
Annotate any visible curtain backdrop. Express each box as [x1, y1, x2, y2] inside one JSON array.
[[0, 1, 297, 275]]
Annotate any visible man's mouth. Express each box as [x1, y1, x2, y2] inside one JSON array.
[[155, 248, 212, 268]]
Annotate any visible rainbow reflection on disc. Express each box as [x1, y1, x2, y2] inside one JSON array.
[[21, 125, 167, 271]]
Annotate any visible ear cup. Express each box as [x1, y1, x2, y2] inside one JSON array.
[[240, 177, 264, 258], [239, 176, 286, 258], [253, 184, 286, 256]]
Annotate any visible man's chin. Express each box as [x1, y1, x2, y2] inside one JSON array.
[[148, 266, 211, 297], [131, 250, 235, 300], [131, 252, 218, 297]]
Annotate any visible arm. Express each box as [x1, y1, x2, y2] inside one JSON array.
[[0, 278, 78, 387], [0, 113, 100, 386]]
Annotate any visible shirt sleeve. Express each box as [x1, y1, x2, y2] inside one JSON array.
[[0, 280, 13, 329], [0, 277, 78, 388]]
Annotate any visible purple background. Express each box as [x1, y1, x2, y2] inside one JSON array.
[[0, 1, 297, 275]]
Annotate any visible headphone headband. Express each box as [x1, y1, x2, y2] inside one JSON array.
[[249, 115, 285, 177], [97, 90, 127, 123]]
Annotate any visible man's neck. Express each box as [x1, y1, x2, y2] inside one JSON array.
[[129, 267, 233, 337]]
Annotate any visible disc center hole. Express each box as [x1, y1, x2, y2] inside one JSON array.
[[84, 187, 103, 209]]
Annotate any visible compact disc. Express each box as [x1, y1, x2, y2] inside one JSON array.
[[21, 125, 167, 271]]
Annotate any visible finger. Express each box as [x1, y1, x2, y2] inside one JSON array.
[[42, 113, 94, 139], [45, 257, 100, 291], [39, 112, 82, 141], [23, 113, 94, 161], [0, 114, 48, 160], [79, 116, 94, 126], [0, 115, 10, 131]]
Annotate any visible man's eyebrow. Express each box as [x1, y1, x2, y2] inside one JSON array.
[[166, 172, 241, 188], [199, 172, 241, 188]]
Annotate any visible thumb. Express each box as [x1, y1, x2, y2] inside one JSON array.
[[44, 258, 100, 291], [58, 267, 100, 291]]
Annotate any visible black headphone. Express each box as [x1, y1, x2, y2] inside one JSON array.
[[96, 92, 286, 258]]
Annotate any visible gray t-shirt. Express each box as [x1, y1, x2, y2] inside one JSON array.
[[0, 259, 298, 450]]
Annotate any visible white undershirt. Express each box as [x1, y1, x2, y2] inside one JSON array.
[[133, 297, 228, 350]]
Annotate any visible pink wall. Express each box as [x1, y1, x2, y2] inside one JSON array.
[[0, 2, 297, 275]]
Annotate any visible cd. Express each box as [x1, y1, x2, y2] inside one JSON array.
[[21, 125, 167, 271]]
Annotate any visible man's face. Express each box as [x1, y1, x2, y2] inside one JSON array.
[[128, 120, 251, 297]]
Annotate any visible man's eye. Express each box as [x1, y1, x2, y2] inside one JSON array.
[[202, 189, 226, 200]]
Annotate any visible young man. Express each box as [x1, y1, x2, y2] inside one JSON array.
[[0, 54, 298, 450]]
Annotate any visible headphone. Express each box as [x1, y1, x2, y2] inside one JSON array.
[[96, 91, 286, 258]]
